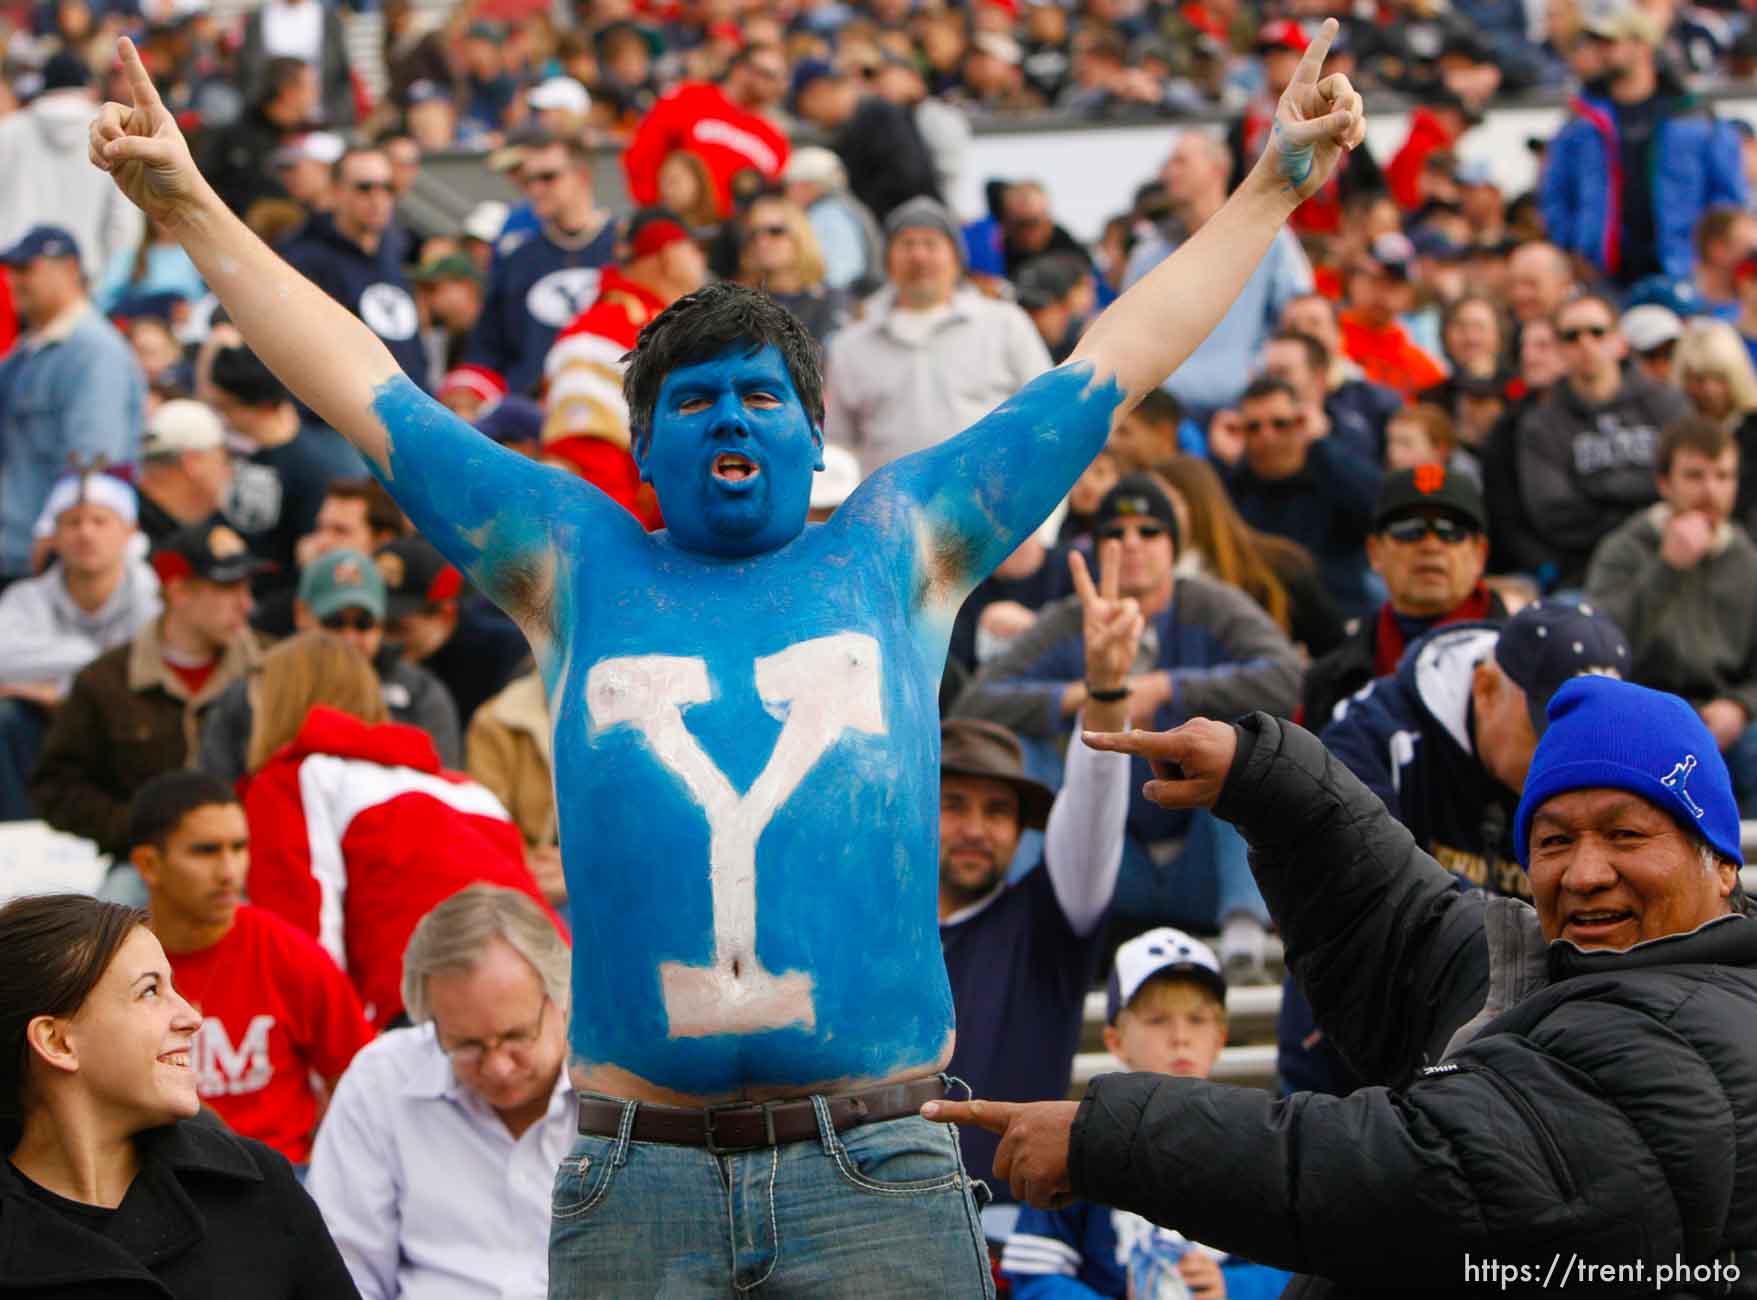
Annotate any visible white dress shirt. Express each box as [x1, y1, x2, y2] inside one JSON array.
[[306, 1023, 575, 1300]]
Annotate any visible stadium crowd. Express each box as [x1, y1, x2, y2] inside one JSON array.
[[5, 0, 1757, 1294]]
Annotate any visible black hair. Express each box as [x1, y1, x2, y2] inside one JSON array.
[[1131, 388, 1184, 427], [1240, 375, 1299, 407], [257, 56, 310, 109], [208, 344, 291, 408], [0, 894, 148, 1149], [127, 770, 241, 853], [622, 281, 825, 452]]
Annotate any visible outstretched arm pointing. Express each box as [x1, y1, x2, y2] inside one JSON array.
[[91, 37, 402, 473], [1068, 18, 1366, 409]]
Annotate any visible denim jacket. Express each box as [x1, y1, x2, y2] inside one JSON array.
[[0, 303, 145, 575]]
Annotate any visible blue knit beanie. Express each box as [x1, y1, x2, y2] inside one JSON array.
[[1515, 676, 1743, 868]]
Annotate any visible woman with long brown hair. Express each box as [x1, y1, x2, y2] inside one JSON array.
[[242, 633, 560, 1029], [1152, 454, 1344, 657], [0, 892, 356, 1296]]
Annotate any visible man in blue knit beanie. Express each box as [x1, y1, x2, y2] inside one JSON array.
[[1514, 674, 1745, 948], [936, 676, 1757, 1292]]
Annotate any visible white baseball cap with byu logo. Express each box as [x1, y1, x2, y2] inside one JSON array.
[[1106, 927, 1226, 1023]]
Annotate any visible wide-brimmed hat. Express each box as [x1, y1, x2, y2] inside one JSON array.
[[941, 719, 1055, 831]]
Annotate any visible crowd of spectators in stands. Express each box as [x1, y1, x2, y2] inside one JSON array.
[[10, 0, 1757, 1292]]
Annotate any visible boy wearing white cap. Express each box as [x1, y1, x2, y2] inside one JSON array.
[[0, 472, 160, 818], [1000, 929, 1290, 1300]]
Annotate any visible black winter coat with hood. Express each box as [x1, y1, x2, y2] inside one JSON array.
[[1070, 712, 1757, 1298]]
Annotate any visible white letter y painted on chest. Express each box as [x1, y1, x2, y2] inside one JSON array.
[[586, 632, 886, 1037]]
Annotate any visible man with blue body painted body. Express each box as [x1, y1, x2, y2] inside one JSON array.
[[89, 26, 1366, 1294]]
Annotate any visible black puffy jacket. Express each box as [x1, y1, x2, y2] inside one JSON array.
[[1069, 713, 1757, 1298]]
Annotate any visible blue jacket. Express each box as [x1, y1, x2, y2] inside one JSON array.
[[278, 215, 427, 388], [0, 305, 145, 576], [1539, 89, 1745, 283], [1319, 621, 1526, 899], [1285, 621, 1527, 1097], [461, 220, 617, 396], [952, 576, 1304, 847], [1225, 438, 1383, 620], [1003, 1198, 1290, 1299]]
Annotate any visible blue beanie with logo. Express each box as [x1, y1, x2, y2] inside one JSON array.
[[1514, 676, 1743, 868]]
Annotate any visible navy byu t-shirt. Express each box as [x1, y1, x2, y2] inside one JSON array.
[[942, 864, 1104, 1201]]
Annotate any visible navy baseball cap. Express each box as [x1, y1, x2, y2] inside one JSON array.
[[1, 225, 81, 267], [1494, 600, 1631, 737]]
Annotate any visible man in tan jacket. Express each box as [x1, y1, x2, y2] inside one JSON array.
[[466, 670, 564, 904]]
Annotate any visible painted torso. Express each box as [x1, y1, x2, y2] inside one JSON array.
[[549, 491, 950, 1095], [373, 359, 1120, 1099]]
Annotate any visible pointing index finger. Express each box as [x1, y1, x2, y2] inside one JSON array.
[[118, 36, 166, 114], [1291, 17, 1336, 87], [921, 1098, 1017, 1134]]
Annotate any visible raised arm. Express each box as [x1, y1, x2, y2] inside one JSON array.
[[873, 22, 1366, 616], [88, 39, 623, 629]]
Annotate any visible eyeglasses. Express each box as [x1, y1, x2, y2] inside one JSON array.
[[436, 998, 550, 1067], [1242, 416, 1301, 434], [1560, 324, 1611, 343], [520, 169, 565, 188], [1381, 515, 1480, 545], [350, 179, 395, 195], [321, 609, 380, 632], [750, 224, 790, 239], [1097, 522, 1168, 542]]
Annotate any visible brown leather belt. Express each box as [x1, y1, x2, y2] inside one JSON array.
[[576, 1077, 947, 1154]]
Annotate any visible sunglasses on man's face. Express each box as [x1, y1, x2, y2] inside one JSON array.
[[350, 179, 395, 195], [322, 610, 380, 632], [1242, 416, 1300, 435], [1097, 522, 1168, 542], [1560, 323, 1611, 343], [1381, 515, 1479, 545]]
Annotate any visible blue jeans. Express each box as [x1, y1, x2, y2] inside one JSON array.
[[548, 1092, 994, 1298], [0, 698, 48, 822], [1114, 809, 1269, 931]]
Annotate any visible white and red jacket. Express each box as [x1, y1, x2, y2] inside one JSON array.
[[242, 706, 562, 1029], [621, 81, 789, 216]]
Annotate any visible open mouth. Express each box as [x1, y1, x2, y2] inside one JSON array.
[[157, 1050, 191, 1069], [712, 452, 759, 484], [1566, 909, 1634, 940]]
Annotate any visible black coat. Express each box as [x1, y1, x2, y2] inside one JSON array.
[[0, 1119, 359, 1298], [1069, 713, 1757, 1297]]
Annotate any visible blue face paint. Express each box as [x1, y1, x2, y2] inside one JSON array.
[[635, 344, 824, 559], [365, 353, 1127, 1096]]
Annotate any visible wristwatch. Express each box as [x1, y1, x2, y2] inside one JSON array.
[[1086, 682, 1130, 703]]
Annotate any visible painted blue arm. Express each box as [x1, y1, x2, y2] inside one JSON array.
[[369, 374, 641, 636], [853, 362, 1126, 615]]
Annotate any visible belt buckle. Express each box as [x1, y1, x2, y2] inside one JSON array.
[[703, 1100, 776, 1156]]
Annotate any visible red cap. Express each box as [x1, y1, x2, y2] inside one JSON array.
[[626, 211, 693, 261], [438, 364, 507, 407], [1256, 19, 1310, 53]]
